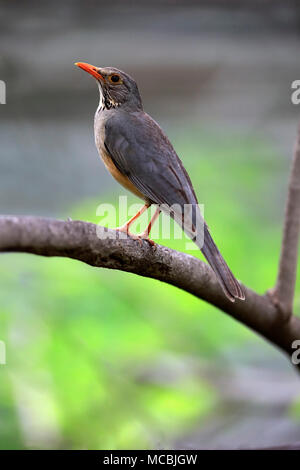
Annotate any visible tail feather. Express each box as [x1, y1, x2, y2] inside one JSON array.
[[199, 225, 245, 302], [165, 203, 244, 302]]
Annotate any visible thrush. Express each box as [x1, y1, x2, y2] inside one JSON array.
[[75, 62, 245, 302]]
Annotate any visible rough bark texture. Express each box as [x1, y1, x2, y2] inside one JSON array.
[[0, 215, 299, 370], [1, 125, 300, 372]]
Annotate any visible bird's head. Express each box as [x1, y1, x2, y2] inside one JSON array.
[[75, 62, 143, 111]]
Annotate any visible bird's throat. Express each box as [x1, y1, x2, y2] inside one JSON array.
[[97, 83, 120, 112]]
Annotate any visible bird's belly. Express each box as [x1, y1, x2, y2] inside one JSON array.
[[100, 148, 146, 201]]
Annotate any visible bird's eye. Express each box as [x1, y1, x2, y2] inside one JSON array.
[[109, 74, 121, 83]]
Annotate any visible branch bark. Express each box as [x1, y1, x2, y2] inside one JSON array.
[[273, 125, 300, 320], [0, 215, 299, 369]]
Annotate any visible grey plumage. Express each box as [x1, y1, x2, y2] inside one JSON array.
[[78, 63, 244, 302]]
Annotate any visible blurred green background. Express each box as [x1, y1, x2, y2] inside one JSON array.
[[0, 0, 300, 449]]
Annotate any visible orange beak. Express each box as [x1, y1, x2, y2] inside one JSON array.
[[75, 62, 104, 80]]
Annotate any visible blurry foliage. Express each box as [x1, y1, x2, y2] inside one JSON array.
[[0, 131, 299, 449]]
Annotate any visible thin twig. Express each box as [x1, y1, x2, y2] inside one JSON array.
[[273, 124, 300, 320]]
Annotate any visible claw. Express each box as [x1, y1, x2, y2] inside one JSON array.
[[114, 226, 139, 240], [114, 225, 130, 234], [136, 231, 156, 247], [113, 206, 160, 247], [145, 238, 156, 247], [114, 227, 155, 247]]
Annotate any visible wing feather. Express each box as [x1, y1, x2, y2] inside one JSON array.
[[104, 112, 198, 208]]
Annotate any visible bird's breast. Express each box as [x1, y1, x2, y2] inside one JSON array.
[[94, 115, 146, 201], [99, 147, 146, 200]]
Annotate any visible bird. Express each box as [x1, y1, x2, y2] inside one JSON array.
[[75, 62, 245, 302]]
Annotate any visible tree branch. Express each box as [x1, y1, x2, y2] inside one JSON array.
[[0, 215, 299, 369], [273, 124, 300, 320]]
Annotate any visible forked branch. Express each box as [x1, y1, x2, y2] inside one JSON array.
[[0, 124, 300, 372], [0, 215, 299, 370]]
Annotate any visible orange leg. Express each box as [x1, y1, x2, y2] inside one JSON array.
[[137, 207, 161, 245], [114, 204, 149, 235]]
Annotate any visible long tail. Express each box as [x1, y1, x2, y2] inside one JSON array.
[[164, 203, 244, 302], [198, 224, 245, 302]]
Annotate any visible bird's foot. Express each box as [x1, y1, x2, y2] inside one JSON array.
[[135, 231, 156, 247], [114, 224, 130, 234], [114, 224, 134, 239], [114, 226, 155, 246], [114, 225, 141, 241]]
